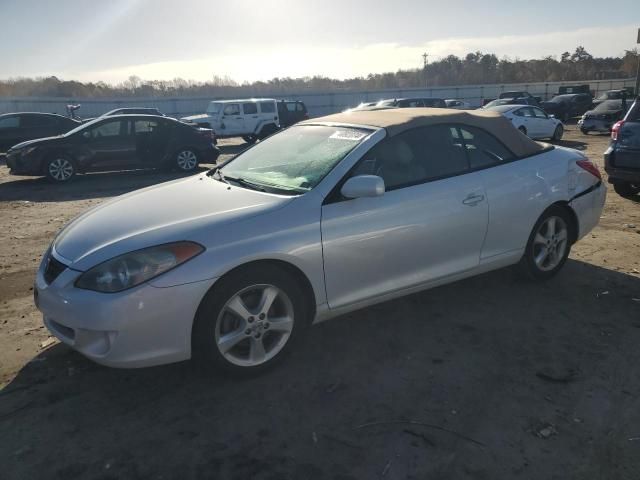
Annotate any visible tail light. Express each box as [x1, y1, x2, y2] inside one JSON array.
[[611, 120, 624, 140], [576, 159, 602, 180]]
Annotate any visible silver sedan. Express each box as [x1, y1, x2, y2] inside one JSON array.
[[35, 108, 606, 374]]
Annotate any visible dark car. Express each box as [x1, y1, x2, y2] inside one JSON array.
[[604, 98, 640, 197], [593, 89, 633, 107], [481, 97, 539, 109], [277, 100, 309, 127], [557, 84, 591, 95], [540, 94, 593, 121], [377, 97, 447, 108], [0, 113, 80, 151], [5, 115, 219, 182], [498, 91, 541, 104], [578, 100, 629, 134]]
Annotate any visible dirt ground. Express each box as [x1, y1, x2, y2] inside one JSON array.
[[1, 127, 640, 480]]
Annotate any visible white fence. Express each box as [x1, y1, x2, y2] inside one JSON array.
[[0, 78, 636, 119]]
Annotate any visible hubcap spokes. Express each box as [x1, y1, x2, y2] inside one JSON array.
[[215, 284, 294, 367], [177, 151, 197, 170], [532, 216, 568, 271], [49, 158, 73, 180]]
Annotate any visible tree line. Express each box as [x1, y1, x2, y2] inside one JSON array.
[[1, 47, 637, 98]]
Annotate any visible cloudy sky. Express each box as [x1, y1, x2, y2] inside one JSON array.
[[0, 0, 638, 84]]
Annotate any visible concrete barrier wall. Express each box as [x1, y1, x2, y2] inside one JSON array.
[[0, 78, 635, 119]]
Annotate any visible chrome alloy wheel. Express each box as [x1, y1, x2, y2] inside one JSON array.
[[48, 158, 74, 181], [176, 150, 198, 170], [532, 216, 568, 272], [215, 284, 295, 367]]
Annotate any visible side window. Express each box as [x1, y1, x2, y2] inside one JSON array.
[[296, 103, 305, 112], [286, 102, 297, 112], [0, 116, 19, 129], [260, 102, 276, 114], [352, 125, 469, 191], [134, 120, 159, 134], [458, 125, 515, 169], [520, 107, 535, 117], [21, 115, 56, 128], [532, 108, 547, 118], [223, 104, 240, 116], [87, 120, 124, 139], [243, 103, 258, 115]]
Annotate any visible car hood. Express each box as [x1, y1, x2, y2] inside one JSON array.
[[181, 114, 212, 121], [540, 102, 563, 111], [53, 174, 292, 270], [10, 135, 65, 151]]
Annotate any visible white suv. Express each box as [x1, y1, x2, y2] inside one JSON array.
[[182, 98, 280, 144]]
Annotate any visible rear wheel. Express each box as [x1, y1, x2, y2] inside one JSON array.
[[192, 265, 309, 375], [175, 148, 199, 172], [613, 182, 640, 198], [518, 206, 572, 280], [552, 124, 564, 141], [580, 128, 589, 135], [45, 155, 76, 183], [242, 135, 257, 144]]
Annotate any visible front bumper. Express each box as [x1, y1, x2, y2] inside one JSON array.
[[578, 118, 613, 133], [35, 252, 216, 368], [5, 150, 42, 175]]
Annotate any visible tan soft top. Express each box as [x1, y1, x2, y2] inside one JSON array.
[[302, 107, 545, 158]]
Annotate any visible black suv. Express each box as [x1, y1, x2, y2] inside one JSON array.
[[0, 113, 80, 151], [277, 100, 308, 127], [604, 98, 640, 197], [540, 94, 593, 121]]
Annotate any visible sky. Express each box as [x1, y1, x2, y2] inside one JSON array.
[[0, 0, 638, 84]]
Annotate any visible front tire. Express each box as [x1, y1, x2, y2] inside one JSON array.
[[45, 155, 76, 183], [613, 182, 640, 198], [192, 265, 309, 375], [518, 206, 572, 281], [175, 148, 199, 172], [552, 124, 564, 141]]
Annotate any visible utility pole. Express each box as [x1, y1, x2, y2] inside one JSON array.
[[422, 52, 429, 89], [635, 28, 640, 96]]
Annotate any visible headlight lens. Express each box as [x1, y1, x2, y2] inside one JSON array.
[[75, 241, 204, 293], [23, 146, 38, 155]]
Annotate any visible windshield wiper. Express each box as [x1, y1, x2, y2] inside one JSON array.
[[223, 175, 269, 192]]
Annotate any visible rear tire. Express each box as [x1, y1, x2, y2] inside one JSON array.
[[192, 265, 309, 376], [242, 135, 257, 144], [45, 155, 76, 183], [518, 206, 573, 281], [613, 182, 640, 198], [552, 124, 564, 141], [580, 128, 589, 135]]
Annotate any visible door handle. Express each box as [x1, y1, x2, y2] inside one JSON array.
[[462, 194, 485, 206]]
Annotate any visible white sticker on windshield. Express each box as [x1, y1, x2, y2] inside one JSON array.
[[329, 130, 366, 141]]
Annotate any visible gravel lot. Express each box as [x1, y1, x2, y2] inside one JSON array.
[[1, 127, 640, 479]]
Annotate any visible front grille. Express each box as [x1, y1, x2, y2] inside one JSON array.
[[44, 255, 67, 285]]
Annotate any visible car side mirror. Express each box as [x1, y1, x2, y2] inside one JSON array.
[[341, 175, 385, 199]]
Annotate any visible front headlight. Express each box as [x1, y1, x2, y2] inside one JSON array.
[[23, 146, 38, 156], [75, 241, 204, 293]]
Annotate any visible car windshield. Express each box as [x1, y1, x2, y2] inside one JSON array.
[[219, 125, 371, 194], [549, 95, 571, 103], [63, 117, 104, 136], [594, 100, 623, 112], [206, 102, 223, 114], [483, 99, 513, 108]]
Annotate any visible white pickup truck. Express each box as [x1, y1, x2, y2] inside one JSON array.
[[181, 98, 280, 144]]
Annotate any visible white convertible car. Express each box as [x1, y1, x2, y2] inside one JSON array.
[[485, 104, 564, 141], [35, 108, 605, 374]]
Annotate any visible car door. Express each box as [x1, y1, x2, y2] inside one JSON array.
[[80, 118, 136, 170], [242, 102, 259, 133], [221, 103, 244, 135], [532, 107, 553, 138], [321, 124, 488, 309], [518, 107, 540, 137], [134, 118, 169, 166]]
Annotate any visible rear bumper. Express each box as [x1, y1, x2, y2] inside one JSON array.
[[570, 181, 606, 241], [604, 148, 640, 183], [578, 118, 613, 133]]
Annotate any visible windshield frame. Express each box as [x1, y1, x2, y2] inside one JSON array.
[[218, 124, 374, 196]]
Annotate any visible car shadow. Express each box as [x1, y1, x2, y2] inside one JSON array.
[[0, 165, 215, 203], [2, 259, 640, 478], [554, 139, 588, 150]]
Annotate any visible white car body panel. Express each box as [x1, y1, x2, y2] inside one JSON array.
[[487, 105, 563, 140], [35, 122, 605, 368]]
